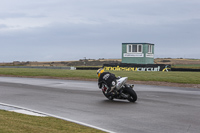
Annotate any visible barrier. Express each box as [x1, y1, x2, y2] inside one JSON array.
[[76, 67, 99, 70], [103, 63, 171, 72], [1, 65, 199, 72], [0, 66, 76, 70], [171, 68, 200, 72]]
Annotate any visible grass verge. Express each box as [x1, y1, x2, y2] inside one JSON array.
[[0, 110, 105, 133], [0, 68, 199, 84], [110, 71, 200, 84]]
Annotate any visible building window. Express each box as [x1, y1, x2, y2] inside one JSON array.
[[128, 45, 131, 52], [127, 44, 143, 53], [132, 45, 137, 52], [148, 45, 153, 53], [138, 45, 142, 52]]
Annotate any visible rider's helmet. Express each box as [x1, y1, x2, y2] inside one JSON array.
[[97, 68, 104, 78]]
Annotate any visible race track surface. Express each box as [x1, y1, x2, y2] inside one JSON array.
[[0, 77, 200, 133]]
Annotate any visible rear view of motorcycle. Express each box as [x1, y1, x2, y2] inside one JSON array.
[[101, 77, 137, 102]]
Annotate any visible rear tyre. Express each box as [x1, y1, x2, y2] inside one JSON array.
[[124, 88, 137, 102]]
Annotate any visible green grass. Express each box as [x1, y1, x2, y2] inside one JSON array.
[[0, 110, 105, 133], [0, 68, 96, 79], [110, 71, 200, 84], [0, 68, 200, 84]]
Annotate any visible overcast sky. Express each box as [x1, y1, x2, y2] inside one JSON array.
[[0, 0, 200, 62]]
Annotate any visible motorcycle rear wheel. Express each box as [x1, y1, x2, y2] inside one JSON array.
[[124, 88, 137, 102]]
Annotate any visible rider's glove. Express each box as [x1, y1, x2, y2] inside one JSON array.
[[98, 83, 102, 89]]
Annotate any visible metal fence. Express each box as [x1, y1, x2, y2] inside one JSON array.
[[0, 66, 76, 70]]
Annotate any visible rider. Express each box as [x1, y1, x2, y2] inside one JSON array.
[[97, 68, 118, 99]]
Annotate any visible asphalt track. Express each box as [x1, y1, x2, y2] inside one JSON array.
[[0, 77, 200, 133]]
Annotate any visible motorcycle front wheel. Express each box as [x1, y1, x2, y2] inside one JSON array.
[[102, 91, 114, 100]]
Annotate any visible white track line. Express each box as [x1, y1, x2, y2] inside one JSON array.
[[0, 102, 115, 133], [11, 109, 47, 117]]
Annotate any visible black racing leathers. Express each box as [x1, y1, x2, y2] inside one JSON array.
[[98, 72, 117, 97]]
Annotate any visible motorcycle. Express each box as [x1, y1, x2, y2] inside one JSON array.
[[102, 77, 137, 102]]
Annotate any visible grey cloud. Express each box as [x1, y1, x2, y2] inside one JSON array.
[[0, 24, 8, 29], [0, 0, 200, 62], [0, 13, 46, 19]]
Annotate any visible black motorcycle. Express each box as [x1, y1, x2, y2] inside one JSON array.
[[102, 77, 137, 102]]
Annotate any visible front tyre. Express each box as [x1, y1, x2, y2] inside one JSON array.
[[102, 91, 113, 100]]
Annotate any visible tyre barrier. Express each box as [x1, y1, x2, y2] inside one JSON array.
[[76, 67, 99, 70], [171, 68, 200, 72]]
